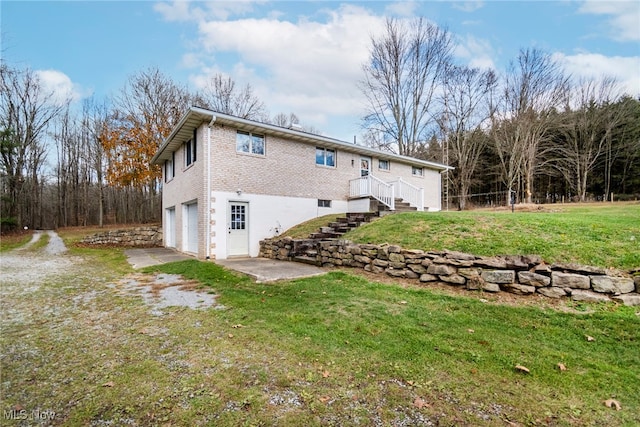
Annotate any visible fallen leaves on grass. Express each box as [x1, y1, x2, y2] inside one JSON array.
[[514, 365, 530, 374], [604, 399, 622, 410], [322, 370, 330, 378], [586, 335, 595, 342], [232, 324, 245, 329], [102, 381, 114, 387], [557, 363, 567, 372], [413, 397, 428, 409]]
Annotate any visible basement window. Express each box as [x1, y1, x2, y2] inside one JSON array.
[[318, 199, 332, 208]]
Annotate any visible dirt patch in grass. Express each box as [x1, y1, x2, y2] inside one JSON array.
[[110, 272, 221, 315]]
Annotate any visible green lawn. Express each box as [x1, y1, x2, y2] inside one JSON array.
[[2, 204, 639, 426], [343, 202, 640, 269], [146, 260, 640, 426], [0, 231, 32, 252]]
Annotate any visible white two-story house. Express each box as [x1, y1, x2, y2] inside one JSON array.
[[151, 107, 452, 260]]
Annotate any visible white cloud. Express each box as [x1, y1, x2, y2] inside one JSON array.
[[555, 52, 640, 97], [154, 0, 259, 22], [384, 1, 420, 17], [34, 69, 88, 104], [188, 4, 387, 135], [452, 1, 485, 13], [578, 0, 640, 41], [454, 35, 496, 70]]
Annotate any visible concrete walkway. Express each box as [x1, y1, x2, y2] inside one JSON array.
[[124, 248, 194, 269], [216, 257, 326, 283], [124, 248, 327, 283]]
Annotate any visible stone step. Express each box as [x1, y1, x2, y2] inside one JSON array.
[[293, 256, 321, 266]]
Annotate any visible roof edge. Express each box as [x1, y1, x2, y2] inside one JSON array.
[[152, 106, 454, 171]]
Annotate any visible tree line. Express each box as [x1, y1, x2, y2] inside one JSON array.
[[0, 65, 310, 232], [2, 16, 639, 231], [360, 18, 640, 209]]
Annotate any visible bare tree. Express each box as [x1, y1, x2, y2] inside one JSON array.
[[270, 112, 322, 134], [83, 98, 109, 227], [197, 74, 267, 121], [360, 17, 453, 157], [555, 77, 627, 201], [0, 65, 66, 229], [439, 65, 497, 209], [491, 48, 569, 204], [271, 112, 299, 128]]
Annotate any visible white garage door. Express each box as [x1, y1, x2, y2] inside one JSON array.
[[165, 207, 176, 248], [184, 202, 198, 254]]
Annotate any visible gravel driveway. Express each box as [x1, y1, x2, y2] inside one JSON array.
[[0, 231, 224, 425]]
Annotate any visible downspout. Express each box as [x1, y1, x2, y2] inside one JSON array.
[[206, 115, 216, 259]]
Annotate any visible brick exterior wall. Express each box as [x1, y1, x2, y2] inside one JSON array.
[[161, 120, 447, 259], [161, 126, 206, 256], [208, 123, 441, 205]]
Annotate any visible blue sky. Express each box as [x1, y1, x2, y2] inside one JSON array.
[[2, 0, 639, 141]]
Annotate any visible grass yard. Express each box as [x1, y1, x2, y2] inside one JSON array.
[[343, 202, 640, 269], [147, 260, 640, 426], [2, 250, 638, 425], [0, 232, 33, 252], [1, 204, 638, 426]]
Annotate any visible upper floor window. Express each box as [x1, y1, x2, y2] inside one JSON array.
[[378, 159, 390, 171], [316, 147, 335, 167], [165, 152, 175, 182], [412, 166, 424, 177], [236, 130, 265, 155], [184, 129, 197, 167]]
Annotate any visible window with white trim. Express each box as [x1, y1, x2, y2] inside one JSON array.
[[412, 166, 424, 177], [184, 131, 197, 167], [378, 159, 390, 171], [316, 147, 335, 167], [236, 130, 265, 155], [165, 152, 175, 182]]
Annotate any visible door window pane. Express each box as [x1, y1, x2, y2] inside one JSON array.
[[231, 205, 246, 230]]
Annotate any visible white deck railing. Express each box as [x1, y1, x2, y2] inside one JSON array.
[[390, 178, 424, 211], [349, 175, 395, 210]]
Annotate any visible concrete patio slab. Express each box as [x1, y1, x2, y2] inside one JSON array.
[[216, 257, 327, 283], [124, 248, 194, 269]]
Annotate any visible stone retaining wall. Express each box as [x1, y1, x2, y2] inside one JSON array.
[[81, 226, 162, 247], [260, 237, 640, 306]]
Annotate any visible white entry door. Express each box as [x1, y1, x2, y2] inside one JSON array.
[[360, 156, 371, 177], [165, 207, 176, 248], [184, 202, 198, 254], [356, 156, 372, 195], [228, 201, 249, 257]]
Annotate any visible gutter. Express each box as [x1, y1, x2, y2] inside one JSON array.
[[206, 114, 216, 260]]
